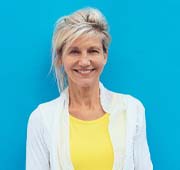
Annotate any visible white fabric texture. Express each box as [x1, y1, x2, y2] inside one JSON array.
[[26, 82, 153, 170]]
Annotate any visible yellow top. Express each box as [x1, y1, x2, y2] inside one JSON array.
[[69, 113, 114, 170]]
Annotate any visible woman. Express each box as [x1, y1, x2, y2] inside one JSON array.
[[26, 7, 153, 170]]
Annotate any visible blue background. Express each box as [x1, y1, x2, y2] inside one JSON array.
[[0, 0, 179, 169]]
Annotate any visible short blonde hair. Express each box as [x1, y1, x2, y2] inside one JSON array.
[[51, 7, 111, 93]]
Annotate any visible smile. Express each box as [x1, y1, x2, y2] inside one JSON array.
[[74, 69, 95, 75]]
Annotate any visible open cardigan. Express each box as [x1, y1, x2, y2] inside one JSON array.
[[26, 82, 153, 170]]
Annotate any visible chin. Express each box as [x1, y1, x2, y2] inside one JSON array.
[[77, 81, 96, 88], [69, 79, 99, 89]]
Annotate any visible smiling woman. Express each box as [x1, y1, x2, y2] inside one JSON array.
[[62, 35, 107, 89], [26, 7, 153, 170]]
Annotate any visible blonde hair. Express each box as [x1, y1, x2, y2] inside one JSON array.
[[51, 7, 111, 93]]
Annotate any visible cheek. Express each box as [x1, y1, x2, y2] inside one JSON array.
[[62, 57, 73, 70], [63, 63, 72, 74], [62, 62, 70, 75], [95, 58, 107, 68]]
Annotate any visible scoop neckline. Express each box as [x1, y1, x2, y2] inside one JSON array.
[[69, 113, 109, 124]]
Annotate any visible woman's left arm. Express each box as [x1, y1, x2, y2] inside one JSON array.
[[133, 102, 153, 170]]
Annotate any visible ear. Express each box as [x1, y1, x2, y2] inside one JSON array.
[[103, 51, 108, 65]]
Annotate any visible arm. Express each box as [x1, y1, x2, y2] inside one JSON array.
[[133, 102, 153, 170], [26, 106, 50, 170]]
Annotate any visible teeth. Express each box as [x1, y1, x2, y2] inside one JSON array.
[[78, 70, 91, 74]]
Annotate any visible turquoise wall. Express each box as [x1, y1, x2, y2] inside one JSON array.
[[0, 0, 179, 169]]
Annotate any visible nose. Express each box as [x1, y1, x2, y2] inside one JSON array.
[[78, 52, 91, 67]]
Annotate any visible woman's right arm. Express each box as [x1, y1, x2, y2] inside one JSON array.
[[26, 106, 50, 170]]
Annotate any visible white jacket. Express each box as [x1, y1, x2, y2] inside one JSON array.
[[26, 82, 153, 170]]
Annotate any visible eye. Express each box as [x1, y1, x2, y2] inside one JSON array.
[[69, 50, 80, 55], [89, 49, 100, 54]]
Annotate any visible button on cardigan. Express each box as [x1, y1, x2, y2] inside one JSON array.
[[26, 82, 153, 170]]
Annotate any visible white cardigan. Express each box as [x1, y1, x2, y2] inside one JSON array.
[[26, 82, 153, 170]]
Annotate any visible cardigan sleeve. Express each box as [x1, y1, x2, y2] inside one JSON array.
[[133, 101, 153, 170], [26, 106, 50, 170]]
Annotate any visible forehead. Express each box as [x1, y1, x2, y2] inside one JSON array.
[[66, 34, 103, 50]]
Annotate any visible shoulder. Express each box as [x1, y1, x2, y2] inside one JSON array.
[[101, 82, 145, 112], [124, 94, 145, 111], [27, 96, 61, 131], [106, 88, 145, 111]]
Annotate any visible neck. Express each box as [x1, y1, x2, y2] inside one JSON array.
[[68, 81, 100, 109]]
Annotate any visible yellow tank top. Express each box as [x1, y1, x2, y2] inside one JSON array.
[[69, 113, 114, 170]]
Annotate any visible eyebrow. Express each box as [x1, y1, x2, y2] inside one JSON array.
[[68, 46, 101, 51], [88, 46, 101, 50], [67, 47, 79, 51]]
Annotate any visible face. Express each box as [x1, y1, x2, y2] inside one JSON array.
[[60, 35, 107, 88]]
